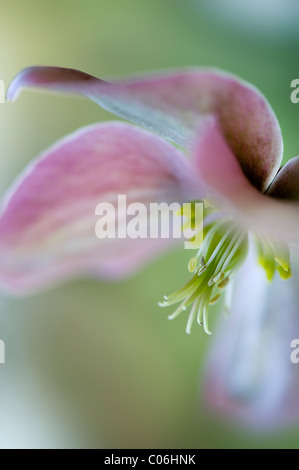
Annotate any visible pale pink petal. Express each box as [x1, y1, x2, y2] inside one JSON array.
[[7, 66, 283, 192], [192, 119, 299, 248], [0, 122, 201, 294], [202, 243, 299, 429], [267, 156, 299, 200]]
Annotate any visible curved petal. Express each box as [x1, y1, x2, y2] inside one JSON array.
[[7, 66, 283, 192], [267, 156, 299, 200], [202, 242, 299, 429], [192, 119, 299, 248], [0, 122, 201, 295]]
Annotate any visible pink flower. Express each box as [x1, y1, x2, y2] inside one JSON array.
[[3, 67, 297, 292], [3, 66, 299, 425], [203, 244, 299, 429]]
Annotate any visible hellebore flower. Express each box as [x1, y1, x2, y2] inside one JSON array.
[[2, 66, 299, 338], [0, 67, 299, 333], [3, 66, 299, 429]]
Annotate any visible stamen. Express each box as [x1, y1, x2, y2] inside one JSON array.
[[203, 303, 212, 335], [218, 277, 229, 289], [167, 299, 188, 320], [208, 232, 242, 286], [160, 218, 248, 335], [209, 293, 221, 304], [188, 257, 198, 273], [186, 296, 201, 334], [197, 292, 208, 327]]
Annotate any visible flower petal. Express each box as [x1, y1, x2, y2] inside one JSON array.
[[7, 66, 283, 191], [0, 122, 201, 294], [192, 119, 299, 248], [267, 156, 299, 200], [202, 242, 299, 429]]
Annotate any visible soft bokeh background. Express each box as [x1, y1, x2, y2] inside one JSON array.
[[1, 0, 299, 448]]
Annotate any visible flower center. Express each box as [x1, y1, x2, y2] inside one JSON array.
[[160, 198, 293, 335], [159, 218, 249, 335]]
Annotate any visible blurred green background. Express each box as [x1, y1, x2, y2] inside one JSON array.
[[1, 0, 299, 449]]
